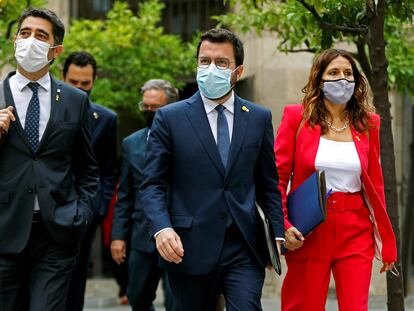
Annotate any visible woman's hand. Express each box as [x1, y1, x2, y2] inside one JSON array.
[[380, 262, 395, 274], [284, 227, 305, 251]]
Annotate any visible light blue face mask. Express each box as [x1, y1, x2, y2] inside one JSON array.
[[196, 64, 235, 99], [322, 79, 355, 105]]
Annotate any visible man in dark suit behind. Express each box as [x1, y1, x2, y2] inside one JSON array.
[[62, 51, 118, 311], [111, 79, 179, 311], [140, 28, 284, 311], [0, 8, 98, 311]]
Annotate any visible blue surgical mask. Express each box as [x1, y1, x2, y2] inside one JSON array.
[[196, 65, 235, 99], [323, 79, 355, 105]]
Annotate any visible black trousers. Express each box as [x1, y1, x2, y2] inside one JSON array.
[[127, 249, 179, 311], [65, 216, 99, 311], [0, 221, 78, 311]]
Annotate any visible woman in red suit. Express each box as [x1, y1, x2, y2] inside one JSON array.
[[275, 48, 397, 311]]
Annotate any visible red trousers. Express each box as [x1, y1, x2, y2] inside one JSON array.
[[281, 192, 375, 311]]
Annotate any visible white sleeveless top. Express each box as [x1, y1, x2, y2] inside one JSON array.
[[315, 137, 362, 193]]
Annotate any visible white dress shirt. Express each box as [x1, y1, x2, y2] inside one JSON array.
[[9, 70, 52, 211], [9, 70, 51, 139]]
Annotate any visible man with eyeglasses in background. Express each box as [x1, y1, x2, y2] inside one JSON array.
[[111, 79, 179, 311], [140, 28, 284, 311]]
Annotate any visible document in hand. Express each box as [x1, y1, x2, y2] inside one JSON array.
[[256, 204, 282, 275], [287, 170, 328, 236]]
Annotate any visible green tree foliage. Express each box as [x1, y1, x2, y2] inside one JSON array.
[[52, 0, 196, 111], [0, 0, 45, 68], [216, 0, 414, 97]]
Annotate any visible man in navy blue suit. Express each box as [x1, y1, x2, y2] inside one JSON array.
[[62, 51, 118, 311], [0, 8, 98, 310], [111, 79, 179, 311], [140, 28, 284, 311]]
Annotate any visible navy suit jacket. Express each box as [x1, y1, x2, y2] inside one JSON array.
[[111, 128, 155, 252], [140, 91, 284, 275], [88, 102, 117, 218], [0, 72, 99, 254]]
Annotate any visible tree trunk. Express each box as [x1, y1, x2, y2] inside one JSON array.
[[367, 0, 405, 310], [401, 107, 414, 295]]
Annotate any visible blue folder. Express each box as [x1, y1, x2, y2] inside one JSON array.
[[287, 170, 328, 236]]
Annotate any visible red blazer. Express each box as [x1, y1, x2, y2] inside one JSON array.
[[274, 104, 397, 263]]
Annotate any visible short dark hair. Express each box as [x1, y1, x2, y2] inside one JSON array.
[[196, 28, 244, 67], [17, 8, 65, 45], [63, 51, 97, 80]]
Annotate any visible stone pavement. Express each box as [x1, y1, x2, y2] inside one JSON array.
[[83, 278, 414, 311]]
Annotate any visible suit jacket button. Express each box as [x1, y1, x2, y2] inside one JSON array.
[[28, 189, 33, 194], [33, 156, 38, 161], [219, 212, 227, 219]]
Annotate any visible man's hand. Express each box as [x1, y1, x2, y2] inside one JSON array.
[[284, 226, 304, 251], [110, 239, 127, 265], [155, 228, 184, 264], [0, 106, 15, 135]]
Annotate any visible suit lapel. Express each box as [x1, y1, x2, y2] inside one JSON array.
[[136, 128, 149, 167], [88, 104, 98, 136], [225, 96, 250, 177], [185, 92, 225, 176], [351, 127, 369, 173], [37, 76, 59, 152], [299, 121, 321, 172], [3, 73, 32, 151]]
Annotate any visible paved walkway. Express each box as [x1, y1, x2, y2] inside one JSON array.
[[83, 278, 414, 311]]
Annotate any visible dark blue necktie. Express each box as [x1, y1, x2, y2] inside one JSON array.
[[25, 82, 40, 152], [215, 105, 233, 226], [215, 105, 230, 166]]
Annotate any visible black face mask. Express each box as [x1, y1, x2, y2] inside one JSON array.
[[78, 88, 92, 97], [144, 111, 156, 128]]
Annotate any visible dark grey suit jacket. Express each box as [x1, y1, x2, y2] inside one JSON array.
[[0, 72, 99, 254], [112, 128, 155, 252]]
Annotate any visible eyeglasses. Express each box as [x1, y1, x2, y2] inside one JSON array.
[[138, 101, 164, 111], [197, 57, 235, 70]]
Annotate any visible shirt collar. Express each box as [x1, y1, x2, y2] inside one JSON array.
[[201, 91, 235, 115], [15, 70, 51, 92]]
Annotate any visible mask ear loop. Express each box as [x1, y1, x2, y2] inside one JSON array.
[[230, 66, 240, 89], [48, 45, 59, 66]]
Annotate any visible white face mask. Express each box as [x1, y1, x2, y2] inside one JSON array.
[[14, 37, 55, 73]]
